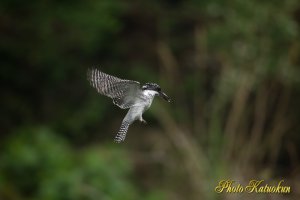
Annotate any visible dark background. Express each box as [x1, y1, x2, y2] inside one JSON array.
[[1, 0, 300, 199]]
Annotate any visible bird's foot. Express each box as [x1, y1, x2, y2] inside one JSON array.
[[141, 119, 147, 124]]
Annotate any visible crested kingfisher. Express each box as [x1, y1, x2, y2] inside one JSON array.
[[87, 68, 171, 143]]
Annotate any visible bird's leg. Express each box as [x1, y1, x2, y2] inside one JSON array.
[[139, 116, 147, 124]]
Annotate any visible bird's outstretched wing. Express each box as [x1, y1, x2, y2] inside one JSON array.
[[87, 68, 142, 109]]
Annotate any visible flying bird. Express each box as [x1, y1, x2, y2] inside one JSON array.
[[87, 68, 171, 143]]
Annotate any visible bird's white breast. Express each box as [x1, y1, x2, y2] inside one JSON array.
[[141, 90, 158, 110], [142, 90, 158, 97]]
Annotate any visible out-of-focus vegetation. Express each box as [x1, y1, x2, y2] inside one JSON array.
[[0, 0, 300, 200], [0, 127, 150, 200]]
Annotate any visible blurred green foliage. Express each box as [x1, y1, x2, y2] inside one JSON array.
[[0, 0, 125, 139], [0, 127, 163, 200]]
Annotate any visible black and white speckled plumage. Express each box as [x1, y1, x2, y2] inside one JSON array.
[[114, 121, 130, 143], [87, 68, 141, 109], [87, 68, 170, 143]]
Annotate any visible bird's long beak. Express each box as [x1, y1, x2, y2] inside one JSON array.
[[159, 91, 171, 102]]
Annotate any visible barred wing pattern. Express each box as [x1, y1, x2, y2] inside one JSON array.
[[87, 68, 145, 143], [87, 68, 141, 109]]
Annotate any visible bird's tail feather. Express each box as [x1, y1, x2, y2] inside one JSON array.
[[115, 121, 130, 143]]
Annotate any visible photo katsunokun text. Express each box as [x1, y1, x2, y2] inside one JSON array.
[[215, 180, 291, 194]]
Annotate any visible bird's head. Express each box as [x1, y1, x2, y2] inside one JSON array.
[[142, 83, 171, 102]]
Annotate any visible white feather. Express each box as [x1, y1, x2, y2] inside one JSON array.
[[143, 90, 158, 97]]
